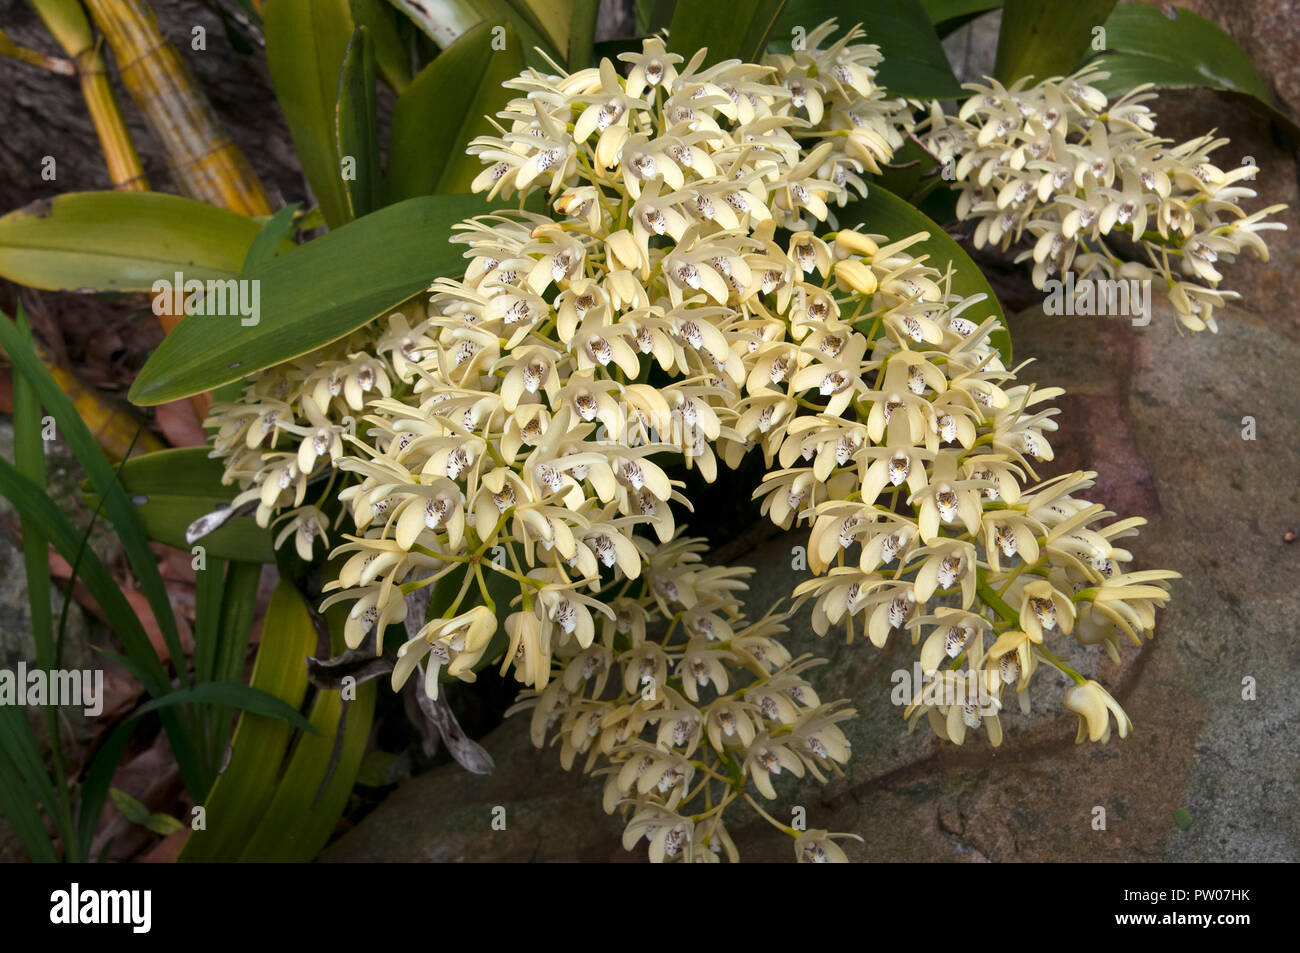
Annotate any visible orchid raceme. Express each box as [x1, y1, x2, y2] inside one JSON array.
[[920, 66, 1288, 332], [201, 25, 1182, 861]]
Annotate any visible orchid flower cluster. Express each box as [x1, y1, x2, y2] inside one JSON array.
[[762, 20, 917, 213], [204, 25, 1178, 861], [508, 535, 860, 863], [920, 66, 1287, 332]]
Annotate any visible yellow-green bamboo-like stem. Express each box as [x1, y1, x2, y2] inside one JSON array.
[[26, 0, 150, 191], [17, 344, 169, 461], [82, 0, 272, 217], [77, 52, 151, 191]]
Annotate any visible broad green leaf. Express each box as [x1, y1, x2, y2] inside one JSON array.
[[180, 582, 319, 861], [1091, 3, 1297, 137], [0, 313, 186, 688], [216, 563, 262, 690], [567, 0, 598, 70], [872, 137, 940, 204], [773, 0, 965, 99], [192, 554, 227, 687], [921, 0, 1001, 21], [204, 562, 265, 789], [264, 0, 356, 229], [387, 0, 479, 47], [920, 0, 1002, 37], [389, 0, 560, 68], [240, 203, 300, 275], [671, 0, 788, 67], [505, 0, 564, 55], [0, 192, 277, 292], [337, 27, 383, 220], [636, 0, 675, 35], [237, 600, 375, 861], [839, 184, 1012, 364], [350, 0, 413, 91], [129, 193, 496, 406], [994, 0, 1116, 84], [80, 448, 275, 563], [386, 20, 524, 201], [509, 0, 579, 62]]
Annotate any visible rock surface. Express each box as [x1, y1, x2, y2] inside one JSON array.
[[325, 303, 1300, 862]]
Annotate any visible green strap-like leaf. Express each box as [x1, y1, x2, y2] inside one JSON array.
[[5, 306, 76, 857], [671, 0, 788, 67], [0, 458, 209, 819], [349, 0, 413, 91], [240, 203, 300, 276], [505, 0, 571, 60], [921, 0, 1001, 22], [390, 0, 560, 69], [0, 460, 166, 696], [80, 447, 276, 563], [78, 677, 320, 858], [994, 0, 1117, 84], [0, 706, 61, 849], [180, 582, 321, 861], [235, 600, 375, 861], [386, 19, 524, 201], [637, 0, 675, 35], [203, 562, 265, 789], [1091, 3, 1297, 137], [264, 0, 357, 229], [773, 0, 965, 99], [128, 192, 498, 406], [0, 312, 186, 687], [11, 308, 53, 677], [920, 0, 1003, 38], [125, 681, 317, 734], [567, 0, 598, 70], [337, 27, 383, 220], [0, 192, 281, 292], [386, 0, 479, 48], [192, 555, 228, 687], [0, 740, 58, 862]]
